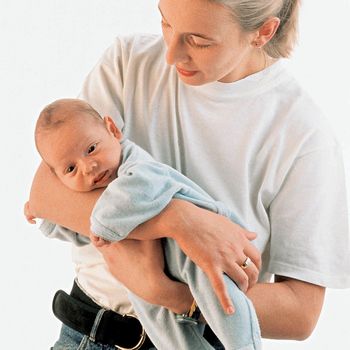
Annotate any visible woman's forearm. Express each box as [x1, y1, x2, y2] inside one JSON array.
[[246, 276, 325, 340], [29, 162, 182, 239], [29, 161, 104, 237]]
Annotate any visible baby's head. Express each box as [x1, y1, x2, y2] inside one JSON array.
[[35, 98, 123, 192]]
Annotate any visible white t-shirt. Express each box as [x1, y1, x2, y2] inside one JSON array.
[[72, 33, 350, 313]]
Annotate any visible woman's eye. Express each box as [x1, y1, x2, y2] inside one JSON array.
[[67, 166, 75, 173], [190, 36, 211, 48], [88, 144, 96, 154]]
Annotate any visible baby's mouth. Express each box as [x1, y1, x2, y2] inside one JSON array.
[[94, 170, 108, 185]]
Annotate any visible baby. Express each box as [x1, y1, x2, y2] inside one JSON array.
[[25, 98, 261, 350], [25, 98, 125, 247]]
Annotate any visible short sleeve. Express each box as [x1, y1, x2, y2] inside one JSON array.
[[268, 143, 350, 288], [78, 36, 127, 130]]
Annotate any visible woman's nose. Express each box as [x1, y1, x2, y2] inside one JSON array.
[[165, 34, 190, 66]]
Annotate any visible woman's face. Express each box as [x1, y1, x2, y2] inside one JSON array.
[[159, 0, 261, 85]]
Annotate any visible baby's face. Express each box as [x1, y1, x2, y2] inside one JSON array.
[[39, 116, 123, 192]]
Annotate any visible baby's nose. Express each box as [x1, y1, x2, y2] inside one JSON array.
[[82, 159, 97, 175]]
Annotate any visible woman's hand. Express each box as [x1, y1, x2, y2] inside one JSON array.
[[96, 238, 193, 314], [24, 201, 37, 224], [174, 205, 261, 315], [128, 199, 261, 314]]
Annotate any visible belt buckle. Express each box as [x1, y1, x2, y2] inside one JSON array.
[[115, 314, 147, 350]]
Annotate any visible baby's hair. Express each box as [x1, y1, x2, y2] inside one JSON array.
[[35, 98, 105, 153]]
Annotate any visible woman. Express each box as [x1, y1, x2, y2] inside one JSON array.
[[29, 0, 350, 349]]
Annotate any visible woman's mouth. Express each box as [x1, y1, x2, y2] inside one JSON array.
[[176, 66, 199, 77]]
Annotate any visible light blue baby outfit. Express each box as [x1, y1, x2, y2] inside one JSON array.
[[43, 138, 261, 350]]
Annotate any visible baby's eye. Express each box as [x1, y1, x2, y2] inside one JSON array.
[[88, 144, 97, 154], [160, 20, 171, 29], [67, 165, 75, 173]]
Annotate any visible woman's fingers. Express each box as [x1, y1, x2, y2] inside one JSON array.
[[225, 255, 259, 293], [199, 235, 261, 313], [24, 201, 37, 224], [204, 258, 258, 314], [243, 240, 261, 289], [244, 230, 258, 241], [243, 234, 262, 271], [206, 269, 235, 314]]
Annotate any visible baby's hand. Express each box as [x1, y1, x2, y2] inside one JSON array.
[[89, 232, 111, 248], [24, 201, 37, 224]]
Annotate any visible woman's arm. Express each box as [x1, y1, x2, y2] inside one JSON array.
[[29, 161, 103, 237], [246, 276, 325, 340], [95, 239, 194, 314], [99, 239, 325, 340]]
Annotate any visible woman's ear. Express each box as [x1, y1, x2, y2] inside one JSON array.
[[252, 17, 280, 48], [104, 116, 123, 141]]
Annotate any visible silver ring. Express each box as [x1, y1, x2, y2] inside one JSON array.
[[240, 257, 252, 269]]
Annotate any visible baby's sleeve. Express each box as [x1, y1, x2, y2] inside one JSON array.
[[40, 220, 90, 246], [91, 161, 183, 242]]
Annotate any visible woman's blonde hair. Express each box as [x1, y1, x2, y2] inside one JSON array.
[[209, 0, 301, 58]]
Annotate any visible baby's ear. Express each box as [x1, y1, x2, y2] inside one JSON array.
[[104, 116, 123, 141]]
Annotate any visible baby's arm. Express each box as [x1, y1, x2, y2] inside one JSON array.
[[24, 201, 37, 224]]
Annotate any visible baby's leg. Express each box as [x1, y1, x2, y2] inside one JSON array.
[[129, 238, 261, 350], [163, 238, 261, 349], [89, 232, 111, 248]]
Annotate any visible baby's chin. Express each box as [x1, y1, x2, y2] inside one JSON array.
[[67, 184, 97, 192], [79, 186, 106, 192], [65, 175, 115, 192]]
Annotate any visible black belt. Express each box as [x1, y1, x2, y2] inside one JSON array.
[[52, 281, 154, 349]]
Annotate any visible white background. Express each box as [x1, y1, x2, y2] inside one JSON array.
[[1, 1, 350, 349]]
